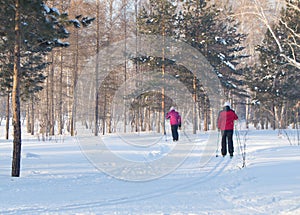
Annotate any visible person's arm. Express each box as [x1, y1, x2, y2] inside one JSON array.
[[233, 111, 238, 120], [178, 115, 181, 127], [166, 112, 170, 119]]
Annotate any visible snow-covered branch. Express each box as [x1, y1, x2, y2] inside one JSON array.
[[280, 54, 300, 69], [286, 1, 300, 13], [253, 0, 283, 52], [232, 0, 300, 70], [279, 19, 300, 39]]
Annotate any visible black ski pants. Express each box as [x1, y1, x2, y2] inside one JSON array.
[[221, 130, 234, 156], [171, 125, 179, 141]]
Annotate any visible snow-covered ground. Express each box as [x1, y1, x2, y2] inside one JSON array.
[[0, 123, 299, 215]]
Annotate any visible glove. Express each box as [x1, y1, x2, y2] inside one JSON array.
[[178, 124, 181, 129]]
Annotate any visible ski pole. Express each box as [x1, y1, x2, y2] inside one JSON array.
[[235, 123, 245, 167], [164, 121, 169, 142], [216, 130, 220, 157], [165, 130, 168, 142]]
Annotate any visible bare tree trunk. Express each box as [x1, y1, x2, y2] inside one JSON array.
[[259, 105, 264, 129], [5, 93, 10, 140], [107, 111, 112, 133], [58, 48, 63, 135], [94, 0, 100, 136], [26, 104, 31, 133], [102, 91, 107, 135], [161, 88, 165, 134], [210, 107, 216, 130], [147, 108, 151, 131], [158, 1, 166, 135], [198, 105, 202, 131], [280, 103, 286, 129], [192, 76, 197, 134], [272, 103, 277, 130], [46, 63, 50, 138], [245, 98, 250, 129], [31, 97, 34, 135], [71, 29, 79, 136], [275, 105, 282, 129], [156, 111, 160, 133], [11, 0, 22, 177], [49, 52, 55, 136], [123, 0, 127, 133], [95, 86, 99, 135], [203, 97, 208, 131]]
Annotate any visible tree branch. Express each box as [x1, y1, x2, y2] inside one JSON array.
[[280, 54, 300, 70], [279, 19, 300, 39]]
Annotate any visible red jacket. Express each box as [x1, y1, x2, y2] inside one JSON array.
[[166, 110, 181, 126], [217, 109, 238, 130]]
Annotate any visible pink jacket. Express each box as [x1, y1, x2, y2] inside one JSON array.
[[166, 110, 181, 126]]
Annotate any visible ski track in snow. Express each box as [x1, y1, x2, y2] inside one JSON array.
[[2, 163, 233, 214], [53, 159, 230, 213], [1, 137, 231, 214]]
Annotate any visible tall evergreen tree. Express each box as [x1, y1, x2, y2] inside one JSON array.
[[0, 0, 94, 177], [178, 0, 249, 99], [0, 0, 70, 100], [137, 0, 177, 36], [0, 0, 95, 98], [247, 0, 299, 129], [136, 0, 178, 133]]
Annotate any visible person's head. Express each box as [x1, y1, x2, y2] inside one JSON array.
[[170, 106, 175, 111], [223, 101, 231, 111]]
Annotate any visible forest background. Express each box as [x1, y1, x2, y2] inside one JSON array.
[[0, 0, 299, 177]]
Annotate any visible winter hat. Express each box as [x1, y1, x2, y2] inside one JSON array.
[[223, 101, 231, 107], [170, 106, 175, 111]]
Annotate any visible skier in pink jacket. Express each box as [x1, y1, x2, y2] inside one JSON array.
[[166, 107, 181, 141]]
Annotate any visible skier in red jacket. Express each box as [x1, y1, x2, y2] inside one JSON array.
[[166, 106, 181, 141], [217, 102, 238, 157]]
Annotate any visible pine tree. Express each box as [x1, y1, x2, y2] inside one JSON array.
[[0, 0, 70, 99], [137, 0, 177, 36], [0, 0, 94, 177], [247, 0, 299, 129], [136, 0, 178, 134], [175, 0, 249, 130], [179, 1, 249, 99]]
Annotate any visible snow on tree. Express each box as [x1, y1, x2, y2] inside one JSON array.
[[245, 0, 299, 129], [0, 0, 95, 177], [178, 0, 249, 100]]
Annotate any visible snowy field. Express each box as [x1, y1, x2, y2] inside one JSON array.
[[0, 123, 300, 215]]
